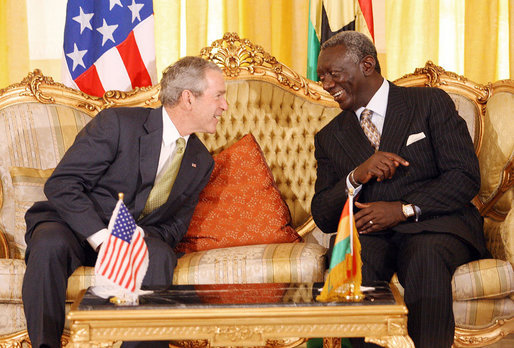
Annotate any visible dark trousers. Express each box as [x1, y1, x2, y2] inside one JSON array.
[[22, 221, 177, 348], [356, 231, 476, 348]]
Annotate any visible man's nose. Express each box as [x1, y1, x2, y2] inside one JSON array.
[[220, 96, 228, 110], [321, 75, 334, 90]]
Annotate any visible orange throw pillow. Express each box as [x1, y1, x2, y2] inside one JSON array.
[[175, 134, 300, 253]]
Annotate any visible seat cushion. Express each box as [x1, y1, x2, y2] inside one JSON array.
[[173, 242, 327, 284], [0, 258, 96, 303], [452, 259, 514, 300], [1, 242, 326, 303], [454, 297, 514, 328]]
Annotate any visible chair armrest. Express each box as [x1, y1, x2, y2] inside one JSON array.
[[0, 179, 7, 258], [0, 227, 9, 258]]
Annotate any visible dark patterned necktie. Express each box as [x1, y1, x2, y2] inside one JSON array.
[[360, 108, 380, 151]]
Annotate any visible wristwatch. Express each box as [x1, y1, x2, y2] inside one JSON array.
[[402, 203, 415, 219]]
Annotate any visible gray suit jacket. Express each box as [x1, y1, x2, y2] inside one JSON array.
[[25, 106, 214, 248], [311, 82, 487, 257]]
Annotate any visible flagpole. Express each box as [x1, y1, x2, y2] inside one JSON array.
[[348, 187, 354, 255]]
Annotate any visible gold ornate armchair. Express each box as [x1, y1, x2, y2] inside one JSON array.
[[394, 62, 514, 347], [0, 34, 512, 347]]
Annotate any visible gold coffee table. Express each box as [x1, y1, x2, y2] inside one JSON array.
[[67, 282, 414, 347]]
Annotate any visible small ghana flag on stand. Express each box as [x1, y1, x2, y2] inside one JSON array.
[[317, 189, 363, 302], [307, 0, 374, 80]]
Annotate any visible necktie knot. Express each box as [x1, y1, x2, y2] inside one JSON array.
[[176, 137, 186, 154], [360, 108, 373, 123]]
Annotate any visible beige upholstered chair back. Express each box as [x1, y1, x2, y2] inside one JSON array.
[[394, 62, 514, 265]]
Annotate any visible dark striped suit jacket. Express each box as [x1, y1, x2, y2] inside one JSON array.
[[311, 82, 487, 257]]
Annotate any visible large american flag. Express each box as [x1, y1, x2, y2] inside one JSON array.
[[95, 199, 148, 293], [62, 0, 157, 97]]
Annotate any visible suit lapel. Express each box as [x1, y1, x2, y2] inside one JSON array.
[[334, 110, 375, 167], [380, 83, 415, 154], [136, 107, 163, 214], [168, 134, 202, 200]]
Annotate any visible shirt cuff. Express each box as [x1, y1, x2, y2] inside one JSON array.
[[87, 228, 109, 251], [414, 205, 421, 222], [346, 171, 363, 196]]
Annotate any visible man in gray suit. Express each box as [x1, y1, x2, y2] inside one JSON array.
[[22, 56, 227, 348], [311, 31, 487, 347]]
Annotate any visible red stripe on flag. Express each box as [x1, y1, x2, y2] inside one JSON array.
[[130, 246, 148, 291], [119, 236, 138, 288], [122, 232, 145, 290], [130, 235, 147, 290], [106, 240, 125, 279], [99, 237, 118, 275], [113, 243, 131, 284], [358, 0, 374, 40], [98, 236, 114, 267], [116, 31, 152, 89], [74, 65, 106, 97]]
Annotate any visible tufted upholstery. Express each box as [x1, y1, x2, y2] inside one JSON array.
[[197, 79, 340, 227], [0, 34, 512, 347]]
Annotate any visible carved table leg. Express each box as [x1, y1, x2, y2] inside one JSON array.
[[323, 337, 342, 348]]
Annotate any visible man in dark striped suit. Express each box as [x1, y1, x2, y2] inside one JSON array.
[[311, 31, 488, 348]]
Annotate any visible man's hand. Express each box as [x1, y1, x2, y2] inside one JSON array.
[[354, 201, 406, 234], [353, 151, 409, 184]]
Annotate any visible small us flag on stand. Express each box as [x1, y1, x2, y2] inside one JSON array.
[[62, 0, 157, 96], [94, 193, 149, 304]]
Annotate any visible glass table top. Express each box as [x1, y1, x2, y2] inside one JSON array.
[[78, 281, 396, 311]]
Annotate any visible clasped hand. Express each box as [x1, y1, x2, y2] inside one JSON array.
[[355, 201, 406, 233], [352, 151, 410, 234]]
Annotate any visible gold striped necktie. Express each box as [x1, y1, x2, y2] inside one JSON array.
[[360, 108, 380, 151], [140, 137, 186, 217]]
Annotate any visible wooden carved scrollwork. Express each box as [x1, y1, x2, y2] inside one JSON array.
[[19, 69, 56, 104], [397, 61, 491, 107], [200, 32, 331, 102]]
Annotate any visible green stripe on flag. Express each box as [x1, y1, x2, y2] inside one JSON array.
[[307, 10, 320, 80], [329, 235, 351, 270]]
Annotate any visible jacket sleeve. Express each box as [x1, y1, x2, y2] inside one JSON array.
[[311, 133, 351, 234], [44, 109, 121, 240]]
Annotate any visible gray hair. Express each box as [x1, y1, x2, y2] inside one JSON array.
[[321, 31, 381, 74], [159, 56, 222, 106]]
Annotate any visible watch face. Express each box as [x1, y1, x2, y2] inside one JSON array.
[[403, 204, 415, 217]]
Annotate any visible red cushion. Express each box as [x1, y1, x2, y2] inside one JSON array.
[[175, 134, 300, 253]]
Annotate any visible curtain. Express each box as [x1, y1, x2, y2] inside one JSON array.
[[1, 0, 512, 87], [153, 0, 309, 80], [386, 0, 512, 83], [0, 0, 29, 87]]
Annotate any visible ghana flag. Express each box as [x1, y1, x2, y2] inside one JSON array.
[[317, 191, 363, 302], [307, 0, 374, 80]]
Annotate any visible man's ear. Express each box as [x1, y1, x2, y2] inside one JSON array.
[[180, 90, 194, 109], [360, 56, 376, 76]]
